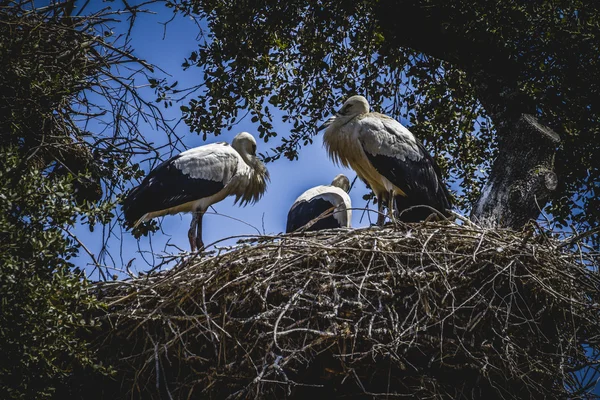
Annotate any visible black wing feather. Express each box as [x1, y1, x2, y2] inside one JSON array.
[[364, 141, 451, 222], [122, 153, 225, 225], [286, 198, 341, 233]]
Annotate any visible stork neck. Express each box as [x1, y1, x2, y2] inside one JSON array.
[[239, 152, 256, 169]]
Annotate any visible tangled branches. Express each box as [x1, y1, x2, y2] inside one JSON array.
[[92, 222, 600, 399], [0, 0, 185, 279]]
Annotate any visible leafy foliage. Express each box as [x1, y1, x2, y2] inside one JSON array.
[[0, 1, 174, 397], [0, 151, 109, 399], [174, 0, 599, 235]]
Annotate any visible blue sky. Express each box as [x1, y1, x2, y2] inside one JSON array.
[[74, 3, 375, 277]]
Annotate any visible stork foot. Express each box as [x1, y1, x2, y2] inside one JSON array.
[[376, 194, 386, 227], [424, 211, 440, 223]]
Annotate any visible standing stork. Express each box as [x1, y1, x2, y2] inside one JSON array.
[[319, 95, 451, 225], [286, 174, 352, 233], [122, 132, 269, 251]]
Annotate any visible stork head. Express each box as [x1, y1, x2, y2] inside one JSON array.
[[231, 132, 270, 204], [331, 174, 350, 192], [337, 95, 370, 116], [232, 131, 258, 158], [317, 95, 370, 132]]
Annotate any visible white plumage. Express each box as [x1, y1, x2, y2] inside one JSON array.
[[286, 174, 352, 233], [123, 132, 269, 251], [320, 95, 451, 225]]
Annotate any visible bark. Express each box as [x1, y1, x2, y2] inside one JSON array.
[[470, 115, 560, 228]]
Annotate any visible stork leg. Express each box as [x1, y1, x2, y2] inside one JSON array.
[[195, 211, 205, 251], [188, 213, 199, 252], [376, 195, 386, 227], [387, 190, 396, 224]]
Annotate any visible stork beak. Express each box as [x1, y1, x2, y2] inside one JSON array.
[[317, 115, 337, 132]]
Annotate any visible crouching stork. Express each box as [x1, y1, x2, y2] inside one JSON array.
[[320, 95, 451, 225], [286, 174, 352, 233], [123, 132, 269, 251]]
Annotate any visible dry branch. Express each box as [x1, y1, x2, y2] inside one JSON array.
[[91, 222, 600, 399]]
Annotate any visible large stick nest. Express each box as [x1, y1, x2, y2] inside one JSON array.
[[91, 222, 600, 399]]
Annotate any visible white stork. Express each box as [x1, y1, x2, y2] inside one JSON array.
[[286, 174, 352, 233], [319, 95, 451, 225], [123, 132, 269, 251]]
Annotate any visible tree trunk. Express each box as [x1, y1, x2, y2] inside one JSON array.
[[470, 114, 560, 228]]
